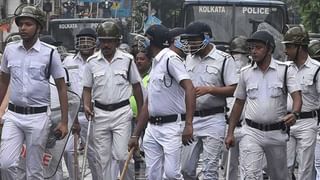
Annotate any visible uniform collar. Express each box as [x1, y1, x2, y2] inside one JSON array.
[[252, 58, 277, 70], [154, 48, 170, 62], [74, 52, 85, 63], [18, 39, 41, 52], [202, 43, 216, 60], [302, 55, 313, 68], [97, 49, 124, 62]]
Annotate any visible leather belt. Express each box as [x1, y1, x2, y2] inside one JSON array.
[[150, 114, 186, 125], [8, 103, 47, 114], [94, 100, 129, 111], [300, 111, 317, 119], [194, 107, 225, 117], [245, 118, 286, 131]]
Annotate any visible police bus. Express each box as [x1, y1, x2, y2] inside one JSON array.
[[182, 0, 288, 46]]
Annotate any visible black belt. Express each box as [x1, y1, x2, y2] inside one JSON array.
[[245, 118, 286, 131], [94, 100, 129, 111], [150, 114, 186, 125], [300, 111, 317, 119], [194, 107, 225, 117], [8, 103, 47, 114]]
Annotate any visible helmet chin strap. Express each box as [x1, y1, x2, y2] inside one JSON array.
[[294, 45, 300, 62]]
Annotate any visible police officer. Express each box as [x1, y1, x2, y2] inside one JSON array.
[[63, 27, 98, 180], [0, 5, 68, 179], [225, 30, 302, 180], [222, 35, 251, 180], [128, 24, 196, 180], [179, 21, 238, 180], [82, 20, 143, 180], [282, 27, 320, 180]]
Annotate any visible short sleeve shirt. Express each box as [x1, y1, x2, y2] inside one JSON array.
[[234, 59, 301, 124], [82, 49, 141, 104], [148, 48, 190, 116], [185, 44, 239, 110], [0, 39, 65, 106]]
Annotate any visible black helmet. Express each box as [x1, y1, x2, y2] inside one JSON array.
[[282, 26, 310, 45], [40, 35, 62, 46], [15, 5, 46, 29], [247, 31, 275, 51], [76, 28, 97, 39], [145, 24, 169, 48], [229, 36, 248, 54], [96, 20, 122, 40], [184, 21, 212, 55]]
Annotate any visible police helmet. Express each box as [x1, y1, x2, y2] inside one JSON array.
[[229, 36, 248, 54], [169, 27, 189, 54], [96, 20, 122, 40], [14, 5, 46, 29], [184, 21, 213, 55], [75, 28, 97, 51], [145, 24, 169, 49], [282, 26, 309, 46], [247, 31, 275, 51], [308, 40, 320, 60]]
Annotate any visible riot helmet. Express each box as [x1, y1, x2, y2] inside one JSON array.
[[145, 24, 169, 49], [40, 35, 62, 46], [229, 36, 248, 54], [184, 21, 213, 55], [308, 40, 320, 61], [282, 26, 309, 46], [96, 20, 122, 40], [247, 31, 275, 52], [14, 5, 46, 29], [75, 28, 97, 51], [169, 27, 188, 54]]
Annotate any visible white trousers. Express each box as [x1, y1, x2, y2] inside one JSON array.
[[239, 125, 288, 180], [0, 110, 50, 180], [92, 105, 133, 180], [287, 118, 317, 180], [143, 121, 184, 180]]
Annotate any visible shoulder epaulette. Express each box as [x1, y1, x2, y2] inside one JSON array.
[[240, 64, 252, 72], [65, 65, 79, 70], [40, 42, 57, 50], [120, 50, 134, 60], [169, 54, 184, 62]]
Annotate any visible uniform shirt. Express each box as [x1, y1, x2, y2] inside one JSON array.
[[148, 48, 190, 116], [234, 59, 300, 124], [288, 56, 320, 112], [63, 52, 86, 96], [186, 44, 238, 110], [82, 49, 141, 104], [0, 39, 65, 107]]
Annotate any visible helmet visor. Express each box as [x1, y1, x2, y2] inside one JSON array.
[[75, 36, 96, 51]]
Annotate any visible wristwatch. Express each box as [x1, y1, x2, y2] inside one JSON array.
[[292, 112, 300, 119]]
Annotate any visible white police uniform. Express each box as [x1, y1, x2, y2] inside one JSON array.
[[287, 56, 320, 180], [0, 39, 65, 179], [235, 59, 300, 180], [181, 44, 238, 179], [82, 49, 141, 180], [63, 52, 98, 180], [143, 47, 190, 180]]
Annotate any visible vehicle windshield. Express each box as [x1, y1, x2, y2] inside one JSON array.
[[184, 5, 285, 43]]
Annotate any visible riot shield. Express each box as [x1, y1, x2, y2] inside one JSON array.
[[44, 89, 81, 179]]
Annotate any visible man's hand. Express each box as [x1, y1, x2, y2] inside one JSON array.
[[128, 136, 139, 152], [195, 86, 211, 97], [72, 120, 81, 135], [84, 106, 94, 121], [54, 121, 68, 139], [282, 113, 296, 126], [182, 124, 193, 146], [225, 133, 235, 150]]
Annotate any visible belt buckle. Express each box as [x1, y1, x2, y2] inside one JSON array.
[[155, 117, 162, 125]]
